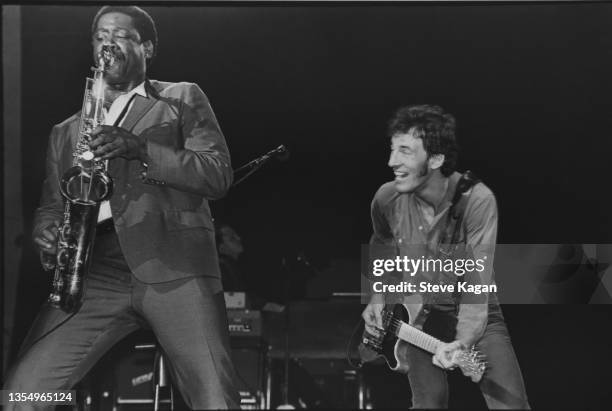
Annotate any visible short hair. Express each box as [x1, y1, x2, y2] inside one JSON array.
[[91, 6, 158, 61], [387, 104, 459, 176]]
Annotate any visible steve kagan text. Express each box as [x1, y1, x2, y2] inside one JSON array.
[[372, 281, 496, 295]]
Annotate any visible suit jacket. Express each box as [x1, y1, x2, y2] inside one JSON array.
[[33, 80, 232, 283]]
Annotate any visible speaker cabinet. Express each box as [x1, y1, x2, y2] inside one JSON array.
[[231, 337, 268, 409], [79, 332, 268, 410]]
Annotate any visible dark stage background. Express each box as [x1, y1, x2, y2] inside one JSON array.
[[7, 3, 612, 409]]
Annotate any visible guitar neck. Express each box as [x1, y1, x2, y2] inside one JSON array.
[[396, 322, 443, 355]]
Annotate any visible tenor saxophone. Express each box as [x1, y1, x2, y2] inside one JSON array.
[[47, 45, 117, 312]]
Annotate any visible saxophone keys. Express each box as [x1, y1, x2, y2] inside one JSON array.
[[80, 151, 94, 161]]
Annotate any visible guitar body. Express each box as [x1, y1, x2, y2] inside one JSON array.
[[359, 294, 425, 373], [359, 294, 486, 382]]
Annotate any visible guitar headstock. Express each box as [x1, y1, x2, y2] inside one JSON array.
[[452, 347, 487, 383]]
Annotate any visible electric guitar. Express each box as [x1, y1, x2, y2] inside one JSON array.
[[359, 294, 486, 382]]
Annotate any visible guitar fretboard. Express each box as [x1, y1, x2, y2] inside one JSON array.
[[396, 322, 442, 354]]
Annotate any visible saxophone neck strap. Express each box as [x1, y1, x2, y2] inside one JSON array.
[[113, 93, 138, 127]]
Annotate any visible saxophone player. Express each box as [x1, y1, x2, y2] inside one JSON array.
[[3, 6, 240, 409]]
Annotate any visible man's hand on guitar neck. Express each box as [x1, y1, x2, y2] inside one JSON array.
[[433, 340, 465, 370]]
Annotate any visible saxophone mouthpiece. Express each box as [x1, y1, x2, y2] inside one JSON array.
[[99, 44, 119, 69]]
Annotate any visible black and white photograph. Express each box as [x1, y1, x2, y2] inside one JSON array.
[[2, 1, 612, 410]]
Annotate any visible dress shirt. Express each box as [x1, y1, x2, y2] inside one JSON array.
[[97, 81, 147, 222]]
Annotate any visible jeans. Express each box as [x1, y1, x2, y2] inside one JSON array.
[[405, 308, 530, 409]]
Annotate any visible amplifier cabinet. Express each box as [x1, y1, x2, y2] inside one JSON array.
[[77, 332, 269, 410], [228, 309, 263, 337], [231, 337, 269, 409]]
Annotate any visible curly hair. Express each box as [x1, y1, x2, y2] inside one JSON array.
[[91, 6, 158, 62], [387, 104, 459, 177]]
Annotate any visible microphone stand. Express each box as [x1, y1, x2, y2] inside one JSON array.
[[232, 145, 287, 187], [277, 257, 295, 410]]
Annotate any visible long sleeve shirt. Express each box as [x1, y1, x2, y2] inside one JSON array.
[[370, 171, 501, 347]]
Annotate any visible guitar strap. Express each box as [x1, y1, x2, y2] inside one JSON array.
[[441, 170, 481, 247], [432, 170, 481, 311]]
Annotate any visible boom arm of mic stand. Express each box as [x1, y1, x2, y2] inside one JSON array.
[[232, 156, 271, 187], [232, 145, 287, 188], [234, 155, 266, 174]]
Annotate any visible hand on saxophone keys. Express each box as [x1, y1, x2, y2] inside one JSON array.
[[41, 251, 57, 271], [34, 224, 59, 254], [34, 222, 60, 270], [89, 125, 148, 161]]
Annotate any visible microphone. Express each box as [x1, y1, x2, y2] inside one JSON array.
[[233, 144, 291, 176], [254, 145, 290, 166], [271, 145, 290, 162]]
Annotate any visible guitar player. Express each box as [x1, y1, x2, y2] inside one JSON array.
[[361, 105, 530, 409]]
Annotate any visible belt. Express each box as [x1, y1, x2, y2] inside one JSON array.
[[96, 218, 116, 236]]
